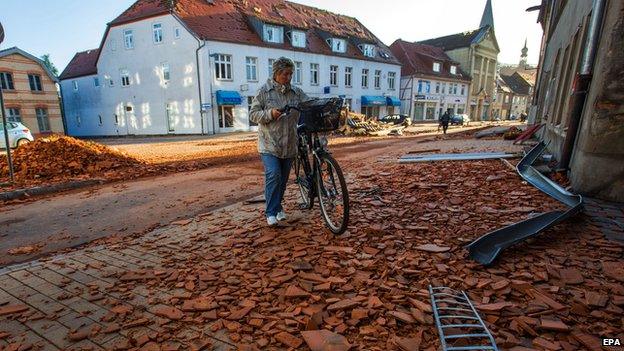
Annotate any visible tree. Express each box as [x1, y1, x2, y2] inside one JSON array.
[[40, 54, 58, 77]]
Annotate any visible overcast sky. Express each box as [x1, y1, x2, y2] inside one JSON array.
[[0, 0, 542, 73]]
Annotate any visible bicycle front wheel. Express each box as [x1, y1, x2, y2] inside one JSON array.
[[315, 153, 349, 234]]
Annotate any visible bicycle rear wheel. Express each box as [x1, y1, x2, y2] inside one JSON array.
[[315, 153, 349, 234], [294, 152, 314, 210]]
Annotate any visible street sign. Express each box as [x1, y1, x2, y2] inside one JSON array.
[[201, 103, 212, 110]]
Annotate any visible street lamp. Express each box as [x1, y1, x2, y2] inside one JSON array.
[[0, 21, 16, 183]]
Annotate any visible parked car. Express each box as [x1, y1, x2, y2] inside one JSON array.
[[0, 122, 34, 149], [379, 114, 412, 126], [450, 114, 470, 125]]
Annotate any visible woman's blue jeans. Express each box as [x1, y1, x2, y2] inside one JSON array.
[[261, 154, 293, 217]]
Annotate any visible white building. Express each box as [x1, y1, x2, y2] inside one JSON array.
[[389, 40, 471, 121], [59, 0, 401, 136]]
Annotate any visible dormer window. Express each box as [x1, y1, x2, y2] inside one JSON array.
[[450, 65, 457, 75], [329, 38, 347, 53], [360, 44, 375, 58], [433, 62, 441, 72], [290, 30, 306, 48], [263, 24, 283, 44]]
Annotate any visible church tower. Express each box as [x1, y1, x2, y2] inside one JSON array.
[[480, 0, 495, 30], [519, 38, 528, 69]]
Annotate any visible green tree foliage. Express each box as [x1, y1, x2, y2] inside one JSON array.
[[40, 54, 58, 77]]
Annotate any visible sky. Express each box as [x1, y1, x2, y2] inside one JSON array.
[[0, 0, 543, 73]]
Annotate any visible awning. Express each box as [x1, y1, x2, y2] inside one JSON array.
[[216, 90, 242, 105], [361, 95, 386, 106], [386, 96, 401, 106]]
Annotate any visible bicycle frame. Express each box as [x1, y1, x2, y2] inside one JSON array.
[[296, 130, 330, 197]]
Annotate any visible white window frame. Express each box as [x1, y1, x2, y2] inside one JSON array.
[[361, 44, 375, 57], [310, 63, 319, 85], [461, 85, 466, 95], [344, 67, 352, 87], [162, 63, 170, 82], [330, 38, 347, 53], [153, 23, 163, 44], [120, 69, 130, 87], [124, 29, 134, 49], [361, 69, 369, 88], [174, 27, 181, 39], [263, 24, 283, 44], [294, 61, 302, 85], [0, 72, 15, 90], [268, 58, 275, 78], [388, 72, 396, 90], [450, 65, 457, 75], [218, 105, 235, 128], [435, 82, 440, 94], [72, 80, 78, 91], [28, 74, 43, 91], [245, 57, 258, 82], [215, 54, 233, 80], [374, 70, 381, 89], [7, 108, 21, 122], [290, 30, 306, 48], [433, 62, 441, 72], [330, 65, 338, 86], [36, 108, 50, 132]]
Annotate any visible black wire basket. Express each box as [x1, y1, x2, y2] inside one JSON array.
[[297, 98, 344, 133]]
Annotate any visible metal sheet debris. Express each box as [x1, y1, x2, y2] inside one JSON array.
[[429, 285, 499, 351], [399, 152, 520, 163], [467, 142, 584, 265]]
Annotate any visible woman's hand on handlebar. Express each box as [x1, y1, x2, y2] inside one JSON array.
[[271, 108, 282, 120]]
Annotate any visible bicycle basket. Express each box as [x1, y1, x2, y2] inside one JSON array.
[[297, 98, 344, 133]]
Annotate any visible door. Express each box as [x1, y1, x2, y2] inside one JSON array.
[[413, 102, 424, 120]]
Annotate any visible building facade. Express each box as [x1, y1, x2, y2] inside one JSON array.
[[500, 72, 532, 118], [530, 0, 624, 202], [59, 0, 401, 137], [491, 77, 512, 120], [0, 47, 63, 136], [390, 40, 470, 121], [418, 0, 499, 121]]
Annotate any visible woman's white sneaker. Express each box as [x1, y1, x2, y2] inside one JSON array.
[[276, 211, 287, 221], [267, 216, 278, 226]]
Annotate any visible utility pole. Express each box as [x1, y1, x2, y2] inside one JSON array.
[[0, 21, 15, 183]]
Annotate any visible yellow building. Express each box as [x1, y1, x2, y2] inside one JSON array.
[[419, 0, 500, 121], [0, 47, 64, 136]]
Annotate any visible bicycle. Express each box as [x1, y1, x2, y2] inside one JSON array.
[[279, 98, 349, 234]]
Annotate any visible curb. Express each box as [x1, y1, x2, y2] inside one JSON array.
[[0, 178, 105, 201]]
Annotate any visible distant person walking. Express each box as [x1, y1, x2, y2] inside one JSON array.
[[440, 110, 451, 134]]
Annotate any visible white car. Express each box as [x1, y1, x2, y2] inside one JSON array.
[[0, 121, 34, 148]]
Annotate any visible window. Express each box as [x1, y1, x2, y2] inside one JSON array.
[[294, 61, 302, 85], [174, 27, 181, 39], [215, 54, 232, 80], [344, 67, 352, 87], [114, 114, 119, 125], [330, 65, 338, 86], [107, 75, 114, 87], [218, 106, 234, 128], [435, 82, 440, 94], [98, 115, 103, 126], [450, 65, 457, 75], [7, 108, 20, 122], [310, 63, 319, 85], [73, 81, 78, 91], [247, 96, 258, 126], [461, 85, 465, 95], [94, 77, 100, 87], [330, 38, 346, 53], [268, 59, 275, 78], [291, 30, 306, 48], [28, 74, 43, 91], [124, 30, 134, 49], [120, 69, 130, 86], [441, 83, 446, 94], [0, 72, 14, 90], [374, 70, 381, 89], [162, 63, 170, 82], [453, 83, 458, 95], [433, 62, 441, 72], [76, 114, 81, 127], [361, 44, 375, 57], [361, 69, 369, 88], [36, 108, 50, 132], [504, 95, 510, 103], [388, 72, 396, 90], [263, 24, 283, 44], [153, 23, 163, 44], [245, 57, 258, 81]]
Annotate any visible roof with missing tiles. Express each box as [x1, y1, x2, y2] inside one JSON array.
[[389, 39, 470, 81], [59, 49, 100, 80]]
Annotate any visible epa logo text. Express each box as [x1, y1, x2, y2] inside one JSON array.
[[602, 338, 622, 346]]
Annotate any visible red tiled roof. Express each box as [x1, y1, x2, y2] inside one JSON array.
[[389, 39, 470, 81], [109, 0, 398, 64], [59, 49, 100, 80]]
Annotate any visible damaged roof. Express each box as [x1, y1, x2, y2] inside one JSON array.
[[59, 49, 100, 80], [500, 72, 533, 95], [108, 0, 399, 64], [389, 39, 470, 81]]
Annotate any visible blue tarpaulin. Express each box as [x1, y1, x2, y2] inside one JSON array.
[[216, 90, 242, 105], [361, 95, 386, 106], [386, 96, 401, 106]]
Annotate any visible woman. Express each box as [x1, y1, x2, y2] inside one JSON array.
[[249, 57, 309, 226]]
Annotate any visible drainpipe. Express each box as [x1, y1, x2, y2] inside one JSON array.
[[207, 52, 217, 135], [560, 0, 606, 169], [195, 39, 206, 134]]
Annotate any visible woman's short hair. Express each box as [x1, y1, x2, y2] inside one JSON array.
[[272, 57, 295, 78]]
